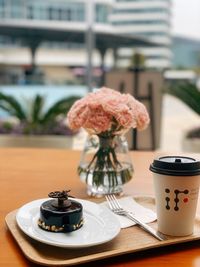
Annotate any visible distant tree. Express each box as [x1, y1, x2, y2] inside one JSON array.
[[175, 65, 187, 70], [129, 52, 146, 69]]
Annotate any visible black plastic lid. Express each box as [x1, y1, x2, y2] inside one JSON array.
[[150, 156, 200, 176]]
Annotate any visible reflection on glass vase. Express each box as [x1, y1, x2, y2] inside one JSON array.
[[78, 134, 134, 197]]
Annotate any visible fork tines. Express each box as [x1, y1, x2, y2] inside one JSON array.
[[105, 194, 122, 211]]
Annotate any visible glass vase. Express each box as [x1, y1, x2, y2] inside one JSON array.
[[78, 134, 134, 197]]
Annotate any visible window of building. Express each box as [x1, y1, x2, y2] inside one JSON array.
[[9, 0, 23, 18], [26, 1, 84, 22], [113, 8, 169, 14], [134, 31, 169, 36], [96, 4, 110, 23], [27, 6, 33, 19], [112, 20, 169, 26], [48, 7, 54, 20], [116, 0, 170, 2], [0, 0, 4, 7], [0, 0, 5, 18], [77, 6, 85, 21]]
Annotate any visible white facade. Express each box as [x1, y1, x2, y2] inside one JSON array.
[[0, 0, 171, 70], [0, 0, 114, 68], [110, 0, 172, 69]]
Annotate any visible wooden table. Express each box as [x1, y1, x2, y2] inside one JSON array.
[[1, 148, 200, 267]]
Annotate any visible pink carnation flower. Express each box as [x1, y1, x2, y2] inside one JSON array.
[[67, 99, 89, 130], [83, 106, 112, 134], [67, 87, 150, 135]]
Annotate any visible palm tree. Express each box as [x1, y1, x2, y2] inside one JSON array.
[[0, 92, 80, 135], [166, 82, 200, 115], [166, 82, 200, 138]]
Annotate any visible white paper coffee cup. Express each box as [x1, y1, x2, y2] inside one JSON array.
[[150, 156, 200, 236]]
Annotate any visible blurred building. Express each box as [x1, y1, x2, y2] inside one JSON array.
[[172, 36, 200, 69], [0, 0, 172, 84], [110, 0, 172, 69], [0, 0, 115, 84]]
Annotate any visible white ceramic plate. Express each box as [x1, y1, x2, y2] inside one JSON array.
[[16, 198, 120, 248]]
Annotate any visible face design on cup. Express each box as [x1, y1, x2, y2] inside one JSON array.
[[165, 188, 189, 211]]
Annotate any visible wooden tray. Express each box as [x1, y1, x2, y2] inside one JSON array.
[[5, 197, 200, 266]]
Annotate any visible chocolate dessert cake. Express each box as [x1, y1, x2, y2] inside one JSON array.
[[38, 190, 83, 233]]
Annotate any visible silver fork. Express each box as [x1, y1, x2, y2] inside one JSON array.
[[106, 194, 167, 241]]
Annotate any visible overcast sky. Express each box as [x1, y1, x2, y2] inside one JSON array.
[[172, 0, 200, 40]]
